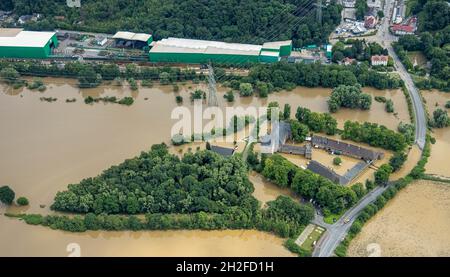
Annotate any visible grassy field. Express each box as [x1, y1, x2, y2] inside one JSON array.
[[300, 226, 325, 252], [323, 211, 344, 224]]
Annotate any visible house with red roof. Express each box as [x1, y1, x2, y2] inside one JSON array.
[[364, 16, 378, 29], [371, 55, 389, 66]]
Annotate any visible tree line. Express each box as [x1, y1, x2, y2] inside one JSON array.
[[335, 136, 432, 257], [10, 194, 314, 239], [243, 62, 402, 95], [341, 121, 408, 152], [261, 155, 358, 214], [2, 0, 342, 49]]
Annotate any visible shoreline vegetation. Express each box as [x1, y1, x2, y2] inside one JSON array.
[[0, 60, 403, 92], [4, 144, 315, 256], [334, 135, 432, 257], [4, 114, 411, 256]]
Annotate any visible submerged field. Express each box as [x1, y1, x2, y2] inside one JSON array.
[[348, 180, 450, 257], [421, 90, 450, 177], [0, 78, 412, 256]]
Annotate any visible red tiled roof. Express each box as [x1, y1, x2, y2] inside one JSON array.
[[364, 16, 376, 27], [391, 24, 414, 33], [371, 55, 388, 62]]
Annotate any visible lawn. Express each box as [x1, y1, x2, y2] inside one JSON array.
[[323, 211, 345, 224], [300, 226, 325, 252]]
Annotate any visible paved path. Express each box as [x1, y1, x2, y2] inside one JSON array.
[[295, 224, 316, 246], [312, 0, 427, 257]]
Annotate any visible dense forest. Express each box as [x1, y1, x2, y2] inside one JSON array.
[[0, 0, 342, 48], [19, 143, 317, 242], [51, 144, 255, 214]]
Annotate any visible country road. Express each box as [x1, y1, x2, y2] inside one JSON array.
[[312, 0, 427, 257]]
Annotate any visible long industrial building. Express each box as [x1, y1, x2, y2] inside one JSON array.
[[149, 37, 292, 64], [0, 28, 58, 59]]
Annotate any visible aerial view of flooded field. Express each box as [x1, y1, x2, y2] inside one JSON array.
[[348, 180, 450, 257], [422, 90, 450, 177], [0, 77, 413, 256]]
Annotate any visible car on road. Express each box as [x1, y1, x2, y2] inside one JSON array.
[[343, 218, 350, 224]]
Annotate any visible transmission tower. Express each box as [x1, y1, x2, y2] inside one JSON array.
[[315, 0, 324, 25], [207, 63, 218, 107]]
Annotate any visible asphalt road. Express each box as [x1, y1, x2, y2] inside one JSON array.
[[312, 0, 427, 257], [312, 185, 388, 257]]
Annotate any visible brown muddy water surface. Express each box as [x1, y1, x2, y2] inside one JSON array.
[[0, 78, 411, 256], [348, 180, 450, 257], [421, 90, 450, 177]]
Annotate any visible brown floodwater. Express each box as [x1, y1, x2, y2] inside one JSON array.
[[249, 171, 299, 206], [348, 180, 450, 257], [0, 77, 412, 256], [421, 90, 450, 177], [0, 217, 293, 257]]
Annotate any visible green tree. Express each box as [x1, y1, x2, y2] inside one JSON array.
[[283, 104, 291, 120], [223, 90, 235, 102], [239, 83, 253, 96], [328, 85, 372, 112], [333, 157, 342, 166], [385, 99, 394, 113], [100, 64, 120, 81], [432, 108, 450, 128], [0, 186, 15, 205], [374, 164, 393, 185], [0, 67, 20, 84], [159, 72, 170, 85], [78, 67, 102, 88], [389, 151, 407, 172], [290, 120, 309, 142], [256, 81, 269, 97], [16, 197, 29, 206]]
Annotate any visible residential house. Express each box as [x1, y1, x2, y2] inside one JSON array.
[[343, 57, 355, 65], [364, 15, 378, 29], [391, 24, 415, 35], [371, 55, 389, 66]]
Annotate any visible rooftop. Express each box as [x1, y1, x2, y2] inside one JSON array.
[[262, 40, 292, 50], [0, 29, 55, 47], [210, 145, 235, 157], [307, 160, 342, 184], [151, 37, 262, 56], [112, 31, 152, 42], [391, 24, 414, 33], [371, 55, 389, 62], [260, 50, 280, 57]]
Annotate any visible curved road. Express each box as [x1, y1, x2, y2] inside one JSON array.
[[312, 0, 427, 257]]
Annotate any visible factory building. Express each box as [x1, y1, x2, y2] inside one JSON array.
[[112, 31, 153, 50], [0, 28, 58, 59], [149, 37, 292, 64]]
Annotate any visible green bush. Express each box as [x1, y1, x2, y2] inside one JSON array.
[[118, 97, 134, 106], [0, 186, 15, 205], [17, 197, 29, 206]]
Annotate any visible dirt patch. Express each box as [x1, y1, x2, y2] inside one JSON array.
[[348, 180, 450, 257]]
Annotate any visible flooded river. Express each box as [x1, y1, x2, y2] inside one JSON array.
[[0, 78, 411, 256], [421, 90, 450, 177], [348, 180, 450, 257]]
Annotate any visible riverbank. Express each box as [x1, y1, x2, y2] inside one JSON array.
[[347, 180, 450, 257], [0, 78, 413, 257]]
